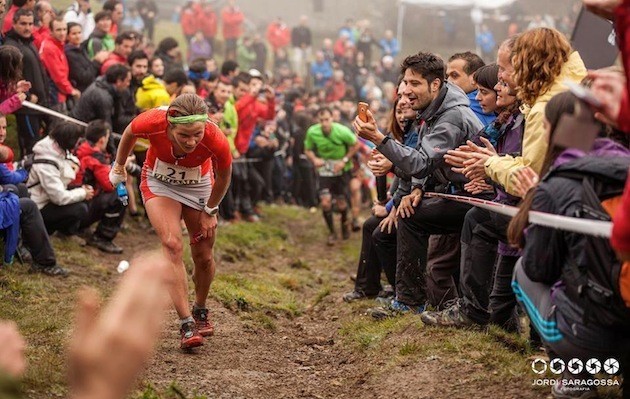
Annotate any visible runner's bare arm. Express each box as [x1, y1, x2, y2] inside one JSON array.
[[114, 124, 139, 167], [207, 165, 232, 209]]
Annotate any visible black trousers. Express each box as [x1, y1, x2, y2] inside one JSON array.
[[395, 197, 471, 307], [219, 182, 236, 220], [20, 198, 56, 267], [82, 190, 126, 241], [354, 215, 396, 296], [15, 113, 42, 157], [426, 234, 461, 309], [460, 206, 517, 325], [40, 201, 88, 236], [292, 159, 317, 208], [232, 162, 254, 215]]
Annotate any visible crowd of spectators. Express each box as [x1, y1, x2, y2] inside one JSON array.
[[0, 0, 629, 397]]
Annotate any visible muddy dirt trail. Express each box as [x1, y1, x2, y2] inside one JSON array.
[[137, 209, 542, 399]]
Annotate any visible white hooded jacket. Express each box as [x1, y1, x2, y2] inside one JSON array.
[[27, 136, 87, 210]]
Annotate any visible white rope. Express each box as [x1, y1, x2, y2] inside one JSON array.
[[424, 192, 613, 238]]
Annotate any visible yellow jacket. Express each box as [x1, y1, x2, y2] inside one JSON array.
[[135, 75, 171, 111], [484, 51, 587, 196]]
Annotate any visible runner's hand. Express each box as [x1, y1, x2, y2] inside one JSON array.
[[109, 163, 127, 186], [198, 212, 218, 241]]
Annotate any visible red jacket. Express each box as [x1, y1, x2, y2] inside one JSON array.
[[199, 5, 218, 38], [612, 1, 630, 254], [32, 25, 50, 50], [180, 4, 201, 36], [266, 22, 290, 51], [325, 80, 346, 103], [39, 37, 74, 102], [235, 94, 275, 155], [221, 6, 244, 40], [73, 140, 114, 193], [100, 52, 127, 75], [2, 5, 19, 34]]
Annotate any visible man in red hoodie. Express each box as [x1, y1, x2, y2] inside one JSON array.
[[221, 0, 244, 60], [231, 72, 275, 221], [266, 17, 290, 56], [74, 120, 126, 254], [40, 16, 81, 109]]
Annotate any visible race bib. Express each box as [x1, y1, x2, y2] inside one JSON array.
[[153, 159, 202, 185]]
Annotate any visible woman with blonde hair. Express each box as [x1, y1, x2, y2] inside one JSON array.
[[480, 28, 588, 197], [110, 94, 232, 350]]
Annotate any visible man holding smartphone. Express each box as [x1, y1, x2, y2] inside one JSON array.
[[305, 107, 361, 246]]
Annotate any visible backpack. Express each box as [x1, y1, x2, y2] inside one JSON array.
[[551, 167, 630, 328], [23, 154, 60, 189]]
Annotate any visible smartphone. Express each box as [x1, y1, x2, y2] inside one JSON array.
[[357, 102, 369, 122], [564, 80, 603, 110]]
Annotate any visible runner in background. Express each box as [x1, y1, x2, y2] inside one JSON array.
[[109, 94, 232, 350]]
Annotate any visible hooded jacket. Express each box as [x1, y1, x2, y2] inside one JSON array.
[[376, 81, 483, 190], [70, 77, 118, 128], [235, 94, 275, 155], [74, 140, 114, 193], [27, 136, 88, 209], [135, 75, 170, 111], [4, 29, 49, 112], [484, 51, 587, 196]]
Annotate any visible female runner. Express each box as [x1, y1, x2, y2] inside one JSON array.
[[110, 94, 232, 349]]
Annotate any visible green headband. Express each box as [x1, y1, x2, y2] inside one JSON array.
[[167, 114, 208, 125]]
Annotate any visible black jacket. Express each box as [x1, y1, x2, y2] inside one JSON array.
[[65, 44, 101, 93], [70, 77, 118, 128], [4, 29, 49, 112]]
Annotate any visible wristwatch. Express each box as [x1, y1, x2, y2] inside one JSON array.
[[204, 205, 219, 216]]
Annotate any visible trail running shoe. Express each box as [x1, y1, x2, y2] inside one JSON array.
[[368, 299, 425, 320], [180, 321, 203, 349], [420, 300, 477, 328], [342, 290, 376, 303], [192, 307, 215, 337]]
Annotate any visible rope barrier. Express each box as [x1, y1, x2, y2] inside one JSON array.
[[424, 192, 613, 238]]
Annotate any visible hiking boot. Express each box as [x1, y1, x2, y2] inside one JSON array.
[[29, 263, 69, 278], [192, 307, 215, 337], [342, 290, 376, 303], [551, 380, 598, 398], [368, 299, 425, 320], [351, 218, 361, 232], [327, 233, 338, 246], [16, 244, 32, 265], [420, 300, 477, 328], [180, 321, 204, 349], [87, 236, 123, 254]]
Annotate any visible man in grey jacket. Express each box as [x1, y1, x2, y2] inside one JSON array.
[[354, 52, 482, 316]]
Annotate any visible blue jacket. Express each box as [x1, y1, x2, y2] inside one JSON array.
[[468, 90, 496, 127], [310, 60, 333, 88], [0, 164, 27, 185], [0, 191, 20, 263], [379, 38, 400, 57]]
